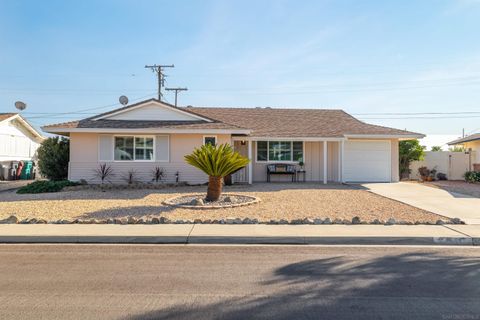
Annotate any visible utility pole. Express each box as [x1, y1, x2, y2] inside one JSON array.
[[144, 64, 174, 101], [165, 87, 188, 107]]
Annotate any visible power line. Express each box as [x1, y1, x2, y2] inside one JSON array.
[[358, 115, 480, 119], [24, 93, 155, 120], [353, 111, 480, 115], [165, 87, 188, 106], [144, 64, 174, 101]]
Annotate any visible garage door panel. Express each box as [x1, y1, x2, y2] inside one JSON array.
[[344, 140, 391, 182]]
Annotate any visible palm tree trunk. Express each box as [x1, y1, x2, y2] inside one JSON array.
[[206, 176, 223, 202]]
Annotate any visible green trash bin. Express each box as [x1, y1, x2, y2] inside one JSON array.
[[20, 161, 33, 180]]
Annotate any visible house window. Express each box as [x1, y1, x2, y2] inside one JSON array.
[[257, 141, 268, 161], [293, 141, 303, 162], [203, 136, 217, 146], [257, 141, 303, 162], [269, 141, 291, 161], [114, 136, 154, 161]]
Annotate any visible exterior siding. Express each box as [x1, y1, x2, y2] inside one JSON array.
[[68, 133, 231, 184], [252, 141, 340, 182], [0, 119, 41, 162]]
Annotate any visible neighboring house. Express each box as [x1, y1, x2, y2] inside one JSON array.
[[0, 113, 45, 179], [448, 134, 480, 171], [42, 99, 423, 184]]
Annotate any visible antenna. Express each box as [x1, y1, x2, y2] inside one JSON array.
[[14, 101, 27, 111], [119, 95, 129, 106], [165, 87, 188, 107], [144, 64, 175, 101]]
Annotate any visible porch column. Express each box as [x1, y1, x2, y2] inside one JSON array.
[[337, 141, 342, 182], [340, 140, 345, 183], [323, 140, 327, 184], [248, 140, 253, 184]]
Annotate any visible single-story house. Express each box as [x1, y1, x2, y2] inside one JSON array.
[[448, 134, 480, 171], [42, 99, 423, 184], [0, 113, 45, 179]]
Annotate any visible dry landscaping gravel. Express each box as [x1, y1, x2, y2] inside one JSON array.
[[423, 180, 480, 198], [0, 183, 447, 223]]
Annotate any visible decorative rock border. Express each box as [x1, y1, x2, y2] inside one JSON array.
[[162, 194, 261, 209], [0, 215, 465, 225]]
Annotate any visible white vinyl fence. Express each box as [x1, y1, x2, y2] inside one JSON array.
[[409, 151, 476, 180]]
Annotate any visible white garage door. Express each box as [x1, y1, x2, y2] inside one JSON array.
[[343, 140, 391, 182]]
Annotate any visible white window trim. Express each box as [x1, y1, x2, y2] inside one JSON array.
[[113, 135, 156, 162], [255, 140, 305, 163], [203, 135, 217, 145]]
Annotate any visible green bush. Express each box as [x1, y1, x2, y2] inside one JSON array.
[[464, 171, 480, 183], [37, 137, 70, 181], [16, 180, 78, 194]]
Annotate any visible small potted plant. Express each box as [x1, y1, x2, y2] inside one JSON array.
[[418, 166, 430, 182], [298, 160, 305, 171]]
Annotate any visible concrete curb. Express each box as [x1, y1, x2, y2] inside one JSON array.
[[0, 224, 477, 246]]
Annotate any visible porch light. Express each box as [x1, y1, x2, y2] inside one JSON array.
[[241, 140, 247, 145]]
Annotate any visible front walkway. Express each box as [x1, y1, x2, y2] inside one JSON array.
[[362, 182, 480, 225]]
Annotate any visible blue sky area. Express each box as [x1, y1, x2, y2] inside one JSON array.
[[1, 0, 480, 143]]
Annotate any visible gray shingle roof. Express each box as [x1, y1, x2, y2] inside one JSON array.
[[448, 133, 480, 145], [185, 107, 422, 138], [43, 99, 423, 138], [0, 113, 17, 122]]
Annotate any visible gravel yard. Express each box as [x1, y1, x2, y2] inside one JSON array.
[[424, 180, 480, 198], [0, 183, 447, 223]]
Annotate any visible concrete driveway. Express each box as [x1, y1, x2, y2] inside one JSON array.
[[362, 182, 480, 225]]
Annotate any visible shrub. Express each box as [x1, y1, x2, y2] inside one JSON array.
[[37, 137, 70, 180], [464, 171, 480, 183], [399, 140, 425, 179], [17, 180, 78, 194], [152, 166, 164, 183], [436, 172, 447, 180], [122, 169, 138, 184], [93, 163, 114, 184]]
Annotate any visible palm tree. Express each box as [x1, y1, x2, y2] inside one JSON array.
[[185, 143, 250, 201]]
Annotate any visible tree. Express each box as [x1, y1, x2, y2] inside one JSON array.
[[185, 143, 250, 201], [399, 140, 425, 179], [431, 146, 442, 152], [449, 145, 466, 152], [37, 136, 70, 181]]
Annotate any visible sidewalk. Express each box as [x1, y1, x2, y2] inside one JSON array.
[[0, 224, 478, 246]]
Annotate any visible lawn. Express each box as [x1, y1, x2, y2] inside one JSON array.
[[0, 183, 448, 223]]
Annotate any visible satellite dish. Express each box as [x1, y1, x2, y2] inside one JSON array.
[[119, 95, 129, 106], [14, 101, 27, 111]]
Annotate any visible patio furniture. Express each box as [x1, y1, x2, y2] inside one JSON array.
[[267, 164, 296, 182], [296, 169, 306, 182]]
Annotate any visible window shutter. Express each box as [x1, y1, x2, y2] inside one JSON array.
[[98, 135, 114, 161], [155, 135, 169, 162]]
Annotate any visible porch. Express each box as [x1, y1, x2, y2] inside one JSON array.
[[231, 138, 345, 184]]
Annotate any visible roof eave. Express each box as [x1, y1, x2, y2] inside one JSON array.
[[344, 133, 425, 140], [42, 127, 251, 135]]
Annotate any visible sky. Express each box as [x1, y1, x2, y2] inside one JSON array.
[[1, 0, 480, 147]]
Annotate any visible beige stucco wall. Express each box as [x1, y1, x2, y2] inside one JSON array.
[[68, 133, 231, 184], [251, 141, 340, 182], [464, 141, 480, 164]]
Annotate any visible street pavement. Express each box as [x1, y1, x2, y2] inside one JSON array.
[[0, 244, 479, 320]]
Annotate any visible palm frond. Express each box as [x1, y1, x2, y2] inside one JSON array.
[[184, 143, 249, 177]]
